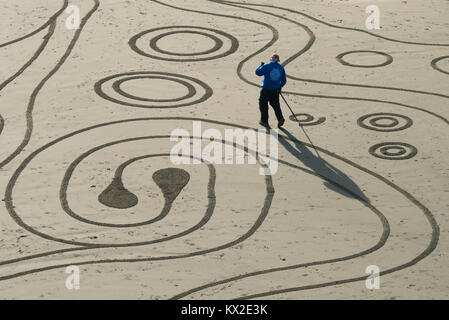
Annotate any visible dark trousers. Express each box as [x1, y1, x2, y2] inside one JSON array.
[[259, 88, 284, 124]]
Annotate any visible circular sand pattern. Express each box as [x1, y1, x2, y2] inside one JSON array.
[[369, 142, 418, 160], [112, 75, 196, 103], [75, 155, 197, 228], [129, 26, 239, 62], [3, 117, 392, 282], [431, 55, 449, 75], [57, 149, 218, 244], [336, 50, 393, 68], [10, 146, 219, 245], [0, 0, 443, 300], [357, 113, 413, 132], [94, 71, 212, 108], [0, 117, 436, 302], [5, 119, 275, 247], [150, 31, 223, 56], [288, 113, 326, 126]]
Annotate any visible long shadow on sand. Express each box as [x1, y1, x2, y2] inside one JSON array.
[[277, 127, 369, 202]]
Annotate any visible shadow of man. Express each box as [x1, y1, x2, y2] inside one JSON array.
[[277, 127, 369, 203]]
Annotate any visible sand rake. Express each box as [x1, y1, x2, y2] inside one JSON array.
[[280, 92, 321, 158]]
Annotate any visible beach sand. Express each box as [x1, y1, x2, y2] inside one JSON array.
[[0, 0, 448, 299]]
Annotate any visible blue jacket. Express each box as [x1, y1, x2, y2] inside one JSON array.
[[255, 61, 286, 90]]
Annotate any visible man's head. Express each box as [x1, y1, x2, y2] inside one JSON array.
[[270, 54, 280, 62]]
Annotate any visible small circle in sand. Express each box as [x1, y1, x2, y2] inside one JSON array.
[[129, 26, 239, 62], [430, 55, 449, 75], [288, 113, 326, 126], [336, 50, 393, 68], [357, 113, 413, 132], [94, 71, 212, 108], [369, 142, 417, 160]]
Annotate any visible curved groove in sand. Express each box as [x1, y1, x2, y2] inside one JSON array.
[[0, 0, 69, 49], [0, 0, 100, 170]]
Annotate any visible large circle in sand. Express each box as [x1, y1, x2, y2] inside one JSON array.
[[94, 71, 213, 109], [129, 26, 239, 62], [336, 50, 393, 68]]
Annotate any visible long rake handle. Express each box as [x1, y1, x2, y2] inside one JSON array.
[[280, 92, 299, 121], [279, 92, 321, 158]]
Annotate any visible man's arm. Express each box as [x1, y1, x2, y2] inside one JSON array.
[[255, 63, 267, 76], [280, 67, 287, 88]]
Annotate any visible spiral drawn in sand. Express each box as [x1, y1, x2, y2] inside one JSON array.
[[50, 149, 215, 244], [70, 153, 197, 229], [431, 55, 449, 75], [336, 50, 393, 68], [129, 26, 239, 62], [5, 118, 277, 249], [369, 142, 418, 160], [94, 71, 213, 108], [98, 166, 190, 210], [288, 113, 326, 126], [357, 113, 413, 132]]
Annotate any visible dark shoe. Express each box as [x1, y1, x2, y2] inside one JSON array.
[[278, 118, 285, 128], [259, 120, 269, 127]]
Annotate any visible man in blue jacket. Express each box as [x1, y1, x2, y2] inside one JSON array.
[[255, 53, 286, 128]]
